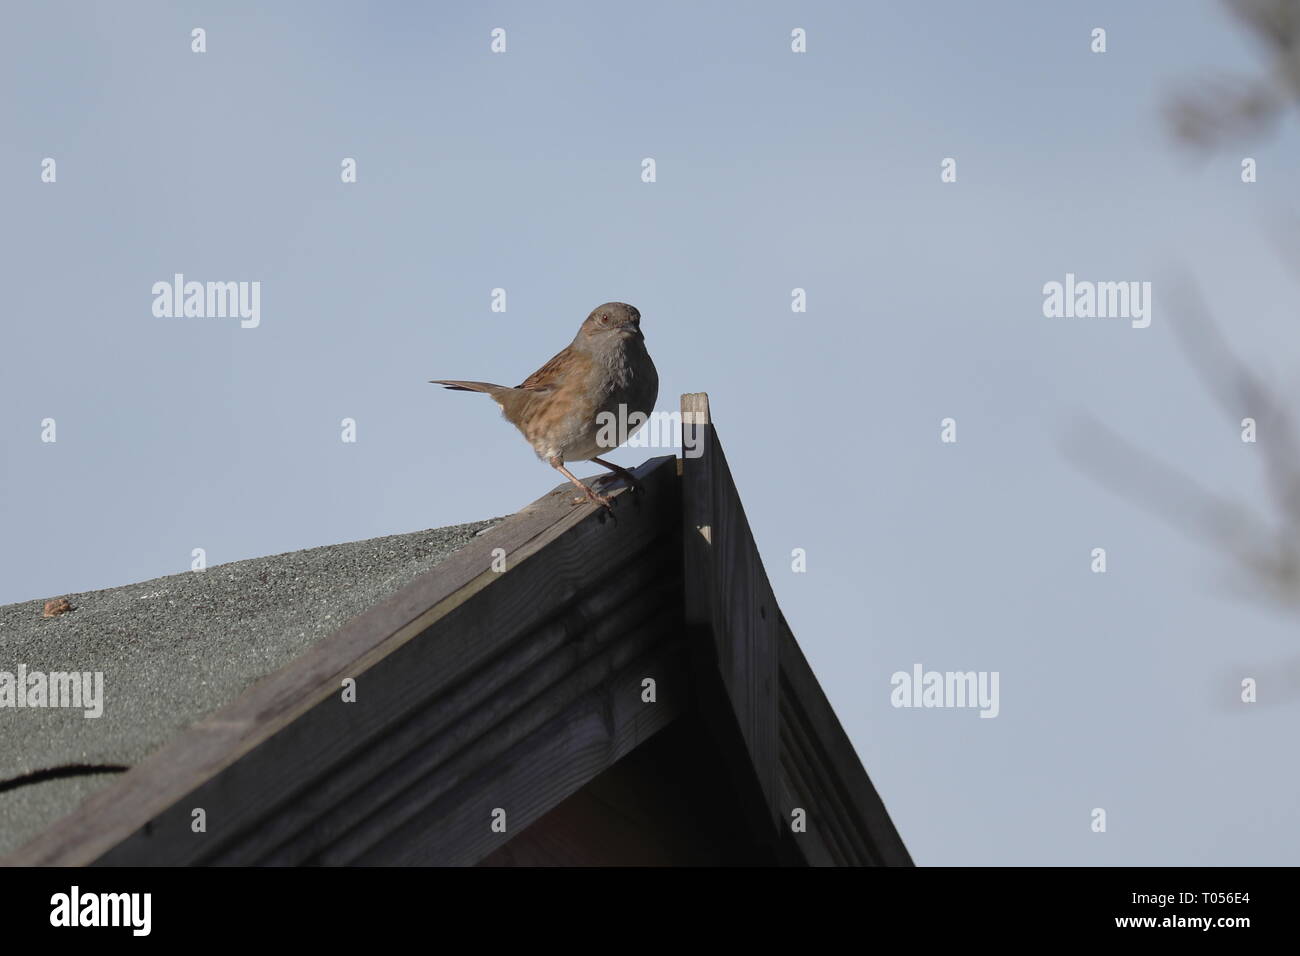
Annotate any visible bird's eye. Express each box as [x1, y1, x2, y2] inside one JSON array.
[[599, 314, 609, 324]]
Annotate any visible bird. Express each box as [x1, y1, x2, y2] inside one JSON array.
[[430, 302, 658, 510]]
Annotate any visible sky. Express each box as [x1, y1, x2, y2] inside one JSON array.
[[3, 0, 1299, 865]]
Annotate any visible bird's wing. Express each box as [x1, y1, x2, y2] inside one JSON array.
[[516, 345, 586, 391]]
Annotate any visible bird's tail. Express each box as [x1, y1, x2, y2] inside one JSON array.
[[429, 380, 507, 393], [430, 379, 534, 420]]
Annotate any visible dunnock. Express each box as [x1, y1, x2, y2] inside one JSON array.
[[431, 302, 658, 509]]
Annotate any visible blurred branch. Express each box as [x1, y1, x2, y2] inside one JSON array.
[[1077, 0, 1300, 633], [1065, 275, 1300, 606], [1064, 410, 1300, 607], [1165, 0, 1300, 148]]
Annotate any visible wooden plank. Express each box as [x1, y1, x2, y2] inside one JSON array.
[[354, 639, 688, 865], [776, 613, 913, 865], [4, 457, 678, 866], [293, 581, 681, 864], [202, 535, 682, 865], [680, 392, 912, 865], [680, 392, 782, 833]]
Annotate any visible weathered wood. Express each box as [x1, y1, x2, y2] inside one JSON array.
[[680, 392, 782, 834], [680, 392, 912, 865], [776, 613, 913, 865], [356, 640, 687, 865], [197, 527, 680, 865]]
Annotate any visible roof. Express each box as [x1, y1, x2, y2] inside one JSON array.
[[1, 393, 910, 866], [0, 520, 500, 857]]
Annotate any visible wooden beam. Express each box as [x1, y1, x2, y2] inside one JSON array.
[[777, 614, 912, 865], [680, 392, 913, 865], [680, 393, 782, 834]]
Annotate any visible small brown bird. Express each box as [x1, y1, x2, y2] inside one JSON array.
[[431, 302, 659, 509]]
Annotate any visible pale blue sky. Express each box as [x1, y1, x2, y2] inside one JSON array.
[[3, 0, 1298, 864]]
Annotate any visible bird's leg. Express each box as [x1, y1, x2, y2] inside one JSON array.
[[550, 458, 614, 510], [590, 457, 643, 493]]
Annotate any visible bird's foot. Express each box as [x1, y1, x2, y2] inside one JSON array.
[[572, 488, 615, 511]]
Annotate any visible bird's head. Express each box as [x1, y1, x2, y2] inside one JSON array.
[[580, 302, 643, 342]]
